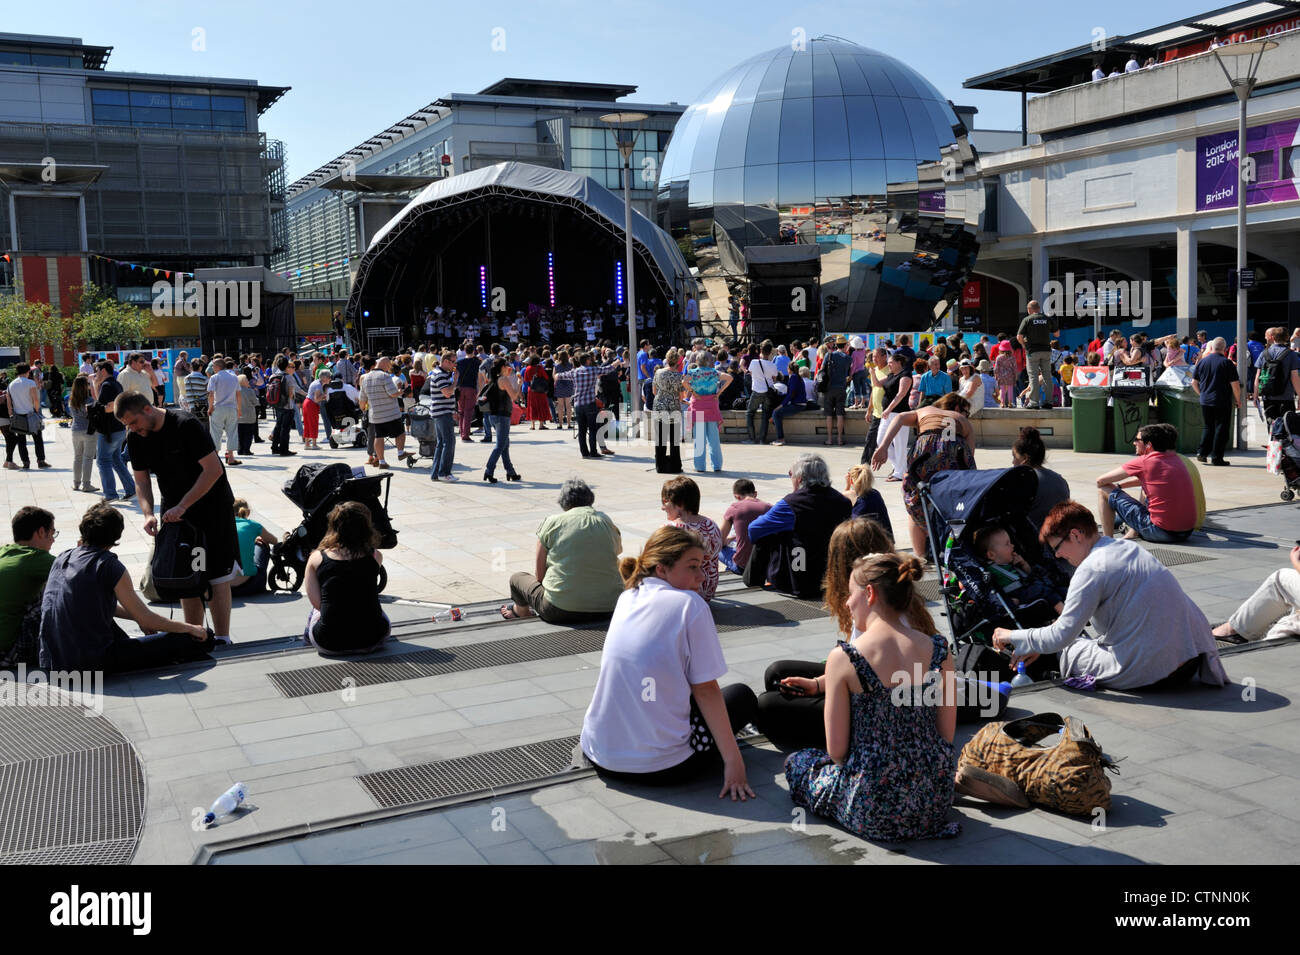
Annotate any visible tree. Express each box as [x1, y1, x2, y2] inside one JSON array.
[[69, 283, 150, 348], [0, 288, 68, 355]]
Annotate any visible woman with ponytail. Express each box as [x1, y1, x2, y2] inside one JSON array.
[[784, 551, 961, 841], [581, 526, 758, 799]]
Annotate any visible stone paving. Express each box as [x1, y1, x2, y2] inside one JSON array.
[[4, 413, 1298, 864]]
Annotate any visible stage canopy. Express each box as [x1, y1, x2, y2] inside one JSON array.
[[346, 161, 695, 337]]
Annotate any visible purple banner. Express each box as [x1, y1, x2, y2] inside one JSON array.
[[1196, 117, 1300, 211], [918, 190, 946, 215]]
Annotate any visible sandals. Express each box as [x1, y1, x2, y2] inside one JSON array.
[[499, 605, 520, 620]]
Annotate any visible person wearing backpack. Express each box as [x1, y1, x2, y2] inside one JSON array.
[[267, 355, 299, 456], [1254, 326, 1300, 434], [114, 391, 240, 647]]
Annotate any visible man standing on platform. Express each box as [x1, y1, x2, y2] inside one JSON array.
[[1017, 300, 1056, 408]]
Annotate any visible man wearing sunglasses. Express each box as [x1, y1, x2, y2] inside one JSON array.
[[1094, 423, 1195, 543]]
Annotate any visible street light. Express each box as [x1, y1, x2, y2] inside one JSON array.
[[1212, 38, 1275, 450], [599, 111, 649, 425]]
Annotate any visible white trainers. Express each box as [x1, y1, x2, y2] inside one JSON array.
[[441, 473, 460, 482]]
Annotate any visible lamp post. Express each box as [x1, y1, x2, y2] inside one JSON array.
[[599, 111, 649, 426], [1212, 39, 1275, 451]]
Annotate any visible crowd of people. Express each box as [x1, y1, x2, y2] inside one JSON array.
[[3, 312, 1299, 845]]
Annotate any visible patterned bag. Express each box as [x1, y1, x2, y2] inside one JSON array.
[[957, 712, 1116, 815], [1267, 439, 1283, 475]]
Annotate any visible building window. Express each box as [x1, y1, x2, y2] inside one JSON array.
[[90, 88, 247, 131]]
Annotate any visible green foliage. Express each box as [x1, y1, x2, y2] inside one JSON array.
[[69, 283, 150, 348], [676, 236, 698, 267], [0, 289, 68, 352]]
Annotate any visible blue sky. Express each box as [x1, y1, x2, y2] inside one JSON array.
[[12, 0, 1202, 179]]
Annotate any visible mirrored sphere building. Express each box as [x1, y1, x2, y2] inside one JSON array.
[[657, 36, 980, 333]]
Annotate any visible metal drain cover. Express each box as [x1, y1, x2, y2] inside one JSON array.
[[358, 736, 582, 808], [0, 704, 144, 865]]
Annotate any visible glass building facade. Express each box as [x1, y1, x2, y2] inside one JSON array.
[[657, 37, 980, 332]]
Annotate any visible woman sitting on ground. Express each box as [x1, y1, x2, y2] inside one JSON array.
[[755, 517, 902, 750], [1213, 544, 1300, 644], [303, 501, 389, 656], [1011, 427, 1071, 530], [39, 503, 214, 672], [580, 526, 758, 799], [230, 498, 277, 598], [845, 464, 893, 541], [504, 477, 623, 623], [661, 475, 723, 602], [992, 501, 1226, 689], [785, 551, 961, 841]]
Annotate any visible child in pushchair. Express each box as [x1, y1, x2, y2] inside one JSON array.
[[268, 462, 398, 592], [324, 382, 368, 449], [1270, 410, 1300, 501], [920, 466, 1072, 647], [971, 523, 1066, 617]]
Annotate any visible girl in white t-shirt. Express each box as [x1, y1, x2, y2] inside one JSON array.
[[580, 525, 757, 798]]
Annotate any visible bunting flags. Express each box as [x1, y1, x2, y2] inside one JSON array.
[[279, 255, 351, 279], [89, 254, 193, 279]]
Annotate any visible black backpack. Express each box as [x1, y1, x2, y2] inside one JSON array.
[[150, 520, 212, 602], [1258, 348, 1289, 398]]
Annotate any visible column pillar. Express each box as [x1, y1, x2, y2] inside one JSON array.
[[1176, 227, 1197, 339], [1029, 239, 1048, 309]]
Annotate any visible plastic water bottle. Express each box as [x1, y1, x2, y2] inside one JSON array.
[[1009, 661, 1034, 688], [431, 608, 465, 623], [203, 782, 247, 826]]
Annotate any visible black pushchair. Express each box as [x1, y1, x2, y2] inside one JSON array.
[[324, 385, 369, 449], [918, 466, 1072, 646], [268, 463, 398, 593], [404, 397, 437, 468], [1270, 410, 1300, 501]]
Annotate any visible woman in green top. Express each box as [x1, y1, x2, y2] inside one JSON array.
[[230, 498, 277, 597], [502, 478, 623, 623]]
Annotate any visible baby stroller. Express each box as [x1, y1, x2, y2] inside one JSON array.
[[1270, 410, 1300, 501], [405, 397, 436, 468], [324, 385, 368, 449], [268, 463, 399, 593], [918, 466, 1072, 647]]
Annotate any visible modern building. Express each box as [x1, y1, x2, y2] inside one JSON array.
[[962, 2, 1300, 345], [0, 31, 288, 359], [275, 79, 685, 330], [655, 36, 980, 335]]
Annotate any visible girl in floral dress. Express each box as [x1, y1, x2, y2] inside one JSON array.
[[994, 341, 1018, 407], [661, 476, 723, 602], [785, 552, 961, 842]]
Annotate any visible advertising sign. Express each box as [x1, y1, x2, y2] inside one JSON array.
[[1196, 118, 1300, 212]]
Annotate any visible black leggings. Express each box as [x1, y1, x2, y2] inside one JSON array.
[[755, 660, 827, 751], [590, 683, 758, 786]]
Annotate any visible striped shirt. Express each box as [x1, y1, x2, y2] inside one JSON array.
[[555, 363, 620, 406], [184, 371, 208, 410], [359, 369, 402, 424], [423, 370, 457, 416]]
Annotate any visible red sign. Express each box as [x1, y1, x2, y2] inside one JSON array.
[[1162, 14, 1300, 62], [961, 280, 982, 308]]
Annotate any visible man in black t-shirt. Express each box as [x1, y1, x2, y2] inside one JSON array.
[[1191, 337, 1242, 465], [116, 391, 239, 645], [92, 360, 136, 501], [1017, 300, 1056, 408]]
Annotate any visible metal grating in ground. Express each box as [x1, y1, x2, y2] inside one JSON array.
[[268, 629, 609, 698], [358, 736, 582, 809], [1143, 546, 1217, 568], [272, 594, 833, 697], [0, 727, 144, 865]]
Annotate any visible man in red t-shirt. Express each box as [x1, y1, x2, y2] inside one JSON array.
[[719, 478, 771, 573], [1095, 423, 1196, 542]]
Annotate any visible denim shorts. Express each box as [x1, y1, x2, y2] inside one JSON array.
[[1108, 489, 1192, 543]]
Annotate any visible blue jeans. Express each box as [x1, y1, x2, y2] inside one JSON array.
[[693, 420, 722, 471], [318, 405, 333, 438], [485, 414, 514, 476], [96, 430, 134, 499], [431, 413, 456, 478], [773, 403, 807, 440], [1108, 489, 1193, 543], [719, 544, 741, 574]]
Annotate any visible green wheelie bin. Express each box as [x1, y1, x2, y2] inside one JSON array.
[[1070, 385, 1109, 452], [1111, 388, 1152, 450], [1156, 387, 1204, 454]]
